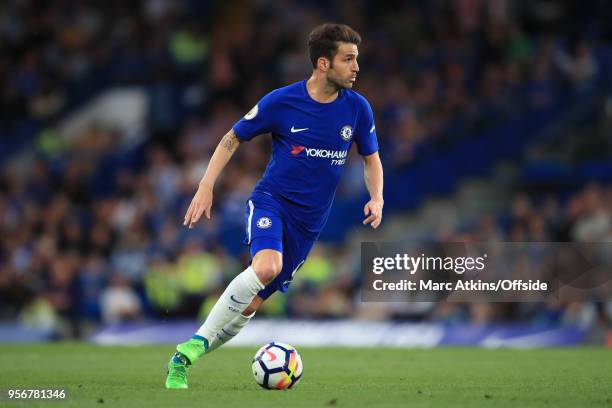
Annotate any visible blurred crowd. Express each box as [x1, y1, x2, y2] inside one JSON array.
[[419, 183, 612, 327], [1, 0, 611, 338]]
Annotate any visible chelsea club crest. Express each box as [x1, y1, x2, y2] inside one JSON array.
[[256, 217, 272, 229], [340, 125, 353, 141]]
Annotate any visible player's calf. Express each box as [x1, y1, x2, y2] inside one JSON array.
[[166, 266, 265, 389]]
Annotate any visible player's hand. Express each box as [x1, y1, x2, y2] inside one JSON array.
[[363, 199, 383, 229], [183, 183, 213, 228]]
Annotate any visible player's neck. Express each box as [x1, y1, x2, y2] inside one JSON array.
[[306, 75, 339, 103]]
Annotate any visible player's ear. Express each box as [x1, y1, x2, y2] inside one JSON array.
[[317, 57, 330, 72]]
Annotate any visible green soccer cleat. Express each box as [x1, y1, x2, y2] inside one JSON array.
[[165, 336, 208, 389], [176, 337, 208, 365], [165, 356, 189, 389]]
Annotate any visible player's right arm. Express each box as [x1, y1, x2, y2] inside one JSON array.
[[185, 91, 277, 228], [184, 129, 241, 228]]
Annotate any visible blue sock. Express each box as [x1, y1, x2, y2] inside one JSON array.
[[191, 335, 209, 351]]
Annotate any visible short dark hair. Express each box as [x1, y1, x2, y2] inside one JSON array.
[[307, 23, 362, 68]]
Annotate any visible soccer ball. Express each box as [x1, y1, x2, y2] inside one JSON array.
[[252, 342, 303, 390]]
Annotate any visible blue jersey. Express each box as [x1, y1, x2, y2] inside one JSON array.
[[232, 80, 378, 238]]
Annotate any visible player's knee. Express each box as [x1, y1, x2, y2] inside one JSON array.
[[253, 261, 282, 285]]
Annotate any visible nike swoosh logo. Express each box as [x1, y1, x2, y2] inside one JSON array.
[[230, 295, 249, 304], [370, 125, 376, 133], [291, 126, 309, 133]]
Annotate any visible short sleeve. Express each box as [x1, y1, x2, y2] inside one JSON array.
[[232, 91, 278, 142], [354, 97, 379, 156]]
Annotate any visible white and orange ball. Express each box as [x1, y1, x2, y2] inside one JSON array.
[[252, 342, 303, 390]]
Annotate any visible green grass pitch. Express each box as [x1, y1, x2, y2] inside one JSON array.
[[0, 344, 610, 407]]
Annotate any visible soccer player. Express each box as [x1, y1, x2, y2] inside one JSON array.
[[165, 23, 384, 389]]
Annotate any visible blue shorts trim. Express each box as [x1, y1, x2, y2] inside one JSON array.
[[250, 237, 282, 257]]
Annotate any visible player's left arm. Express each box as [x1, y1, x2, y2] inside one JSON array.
[[362, 151, 384, 229]]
